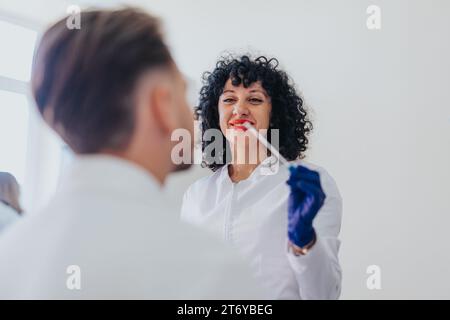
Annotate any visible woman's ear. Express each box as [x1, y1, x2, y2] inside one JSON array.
[[150, 83, 178, 135]]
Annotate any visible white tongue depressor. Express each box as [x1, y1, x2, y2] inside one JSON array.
[[242, 122, 293, 170]]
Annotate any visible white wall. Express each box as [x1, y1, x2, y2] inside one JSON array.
[[1, 0, 449, 299]]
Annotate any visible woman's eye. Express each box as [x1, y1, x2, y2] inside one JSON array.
[[223, 98, 235, 103], [249, 98, 263, 104]]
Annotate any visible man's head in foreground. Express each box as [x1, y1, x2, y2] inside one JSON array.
[[31, 8, 194, 183]]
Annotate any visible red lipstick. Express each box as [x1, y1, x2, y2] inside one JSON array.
[[229, 119, 255, 131]]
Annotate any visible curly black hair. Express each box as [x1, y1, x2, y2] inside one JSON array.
[[195, 55, 313, 171]]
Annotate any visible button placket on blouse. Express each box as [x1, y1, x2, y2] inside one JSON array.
[[225, 180, 244, 245]]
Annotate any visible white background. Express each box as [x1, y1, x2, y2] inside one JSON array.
[[0, 0, 449, 299]]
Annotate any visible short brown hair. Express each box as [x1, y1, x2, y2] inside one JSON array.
[[32, 8, 173, 153]]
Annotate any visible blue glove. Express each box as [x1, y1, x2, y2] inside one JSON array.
[[286, 165, 326, 248]]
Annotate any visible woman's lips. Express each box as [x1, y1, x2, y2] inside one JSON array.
[[229, 119, 255, 131]]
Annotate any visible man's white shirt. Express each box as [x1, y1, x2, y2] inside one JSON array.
[[0, 155, 261, 299]]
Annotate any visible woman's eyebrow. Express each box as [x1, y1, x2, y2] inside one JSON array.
[[249, 89, 268, 96], [222, 89, 235, 94]]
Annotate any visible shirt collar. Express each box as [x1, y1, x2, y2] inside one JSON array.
[[219, 155, 288, 184], [58, 154, 162, 198]]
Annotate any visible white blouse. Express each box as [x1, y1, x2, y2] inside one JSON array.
[[181, 156, 343, 299]]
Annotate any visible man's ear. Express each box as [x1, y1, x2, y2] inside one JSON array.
[[150, 83, 177, 135]]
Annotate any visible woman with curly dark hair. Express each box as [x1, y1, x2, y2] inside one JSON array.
[[181, 55, 343, 299]]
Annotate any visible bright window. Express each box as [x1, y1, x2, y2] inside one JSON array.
[[0, 90, 30, 185], [0, 20, 37, 82]]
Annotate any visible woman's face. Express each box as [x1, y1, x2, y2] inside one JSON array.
[[218, 79, 272, 141]]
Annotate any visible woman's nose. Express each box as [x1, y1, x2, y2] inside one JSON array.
[[233, 102, 249, 117]]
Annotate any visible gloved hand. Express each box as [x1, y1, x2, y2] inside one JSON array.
[[286, 165, 326, 248]]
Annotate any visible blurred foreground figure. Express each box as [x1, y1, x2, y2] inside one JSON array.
[[0, 8, 261, 299]]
